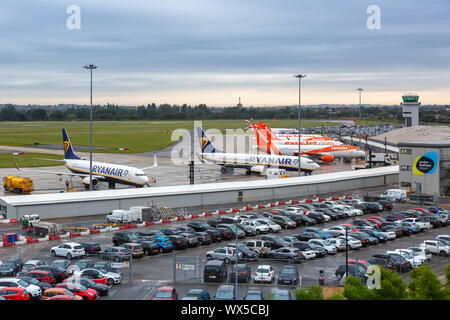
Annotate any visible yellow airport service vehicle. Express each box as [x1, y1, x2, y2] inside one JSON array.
[[3, 176, 34, 194]]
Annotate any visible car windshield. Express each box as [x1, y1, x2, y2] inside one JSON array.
[[244, 293, 262, 300], [323, 240, 333, 246], [265, 220, 277, 225], [17, 279, 29, 287], [257, 268, 270, 273], [3, 262, 15, 267], [23, 264, 35, 268], [437, 241, 447, 247], [74, 245, 84, 250], [253, 221, 263, 226], [22, 277, 38, 285], [216, 290, 234, 299], [155, 290, 173, 298], [52, 261, 66, 267], [281, 268, 296, 274], [273, 293, 290, 300]]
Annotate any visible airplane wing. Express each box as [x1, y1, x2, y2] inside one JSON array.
[[13, 159, 102, 179], [141, 155, 158, 171]]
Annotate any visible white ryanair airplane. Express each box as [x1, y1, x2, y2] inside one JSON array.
[[14, 129, 157, 189], [196, 127, 320, 175]]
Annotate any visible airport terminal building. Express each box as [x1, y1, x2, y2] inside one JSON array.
[[398, 140, 450, 198]]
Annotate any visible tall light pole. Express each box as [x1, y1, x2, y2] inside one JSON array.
[[356, 88, 363, 125], [294, 74, 306, 176], [83, 64, 97, 191]]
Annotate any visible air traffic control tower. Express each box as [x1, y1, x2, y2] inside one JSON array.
[[401, 93, 420, 127]]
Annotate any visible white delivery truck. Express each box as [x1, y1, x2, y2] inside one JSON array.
[[107, 209, 142, 224], [380, 189, 407, 202]]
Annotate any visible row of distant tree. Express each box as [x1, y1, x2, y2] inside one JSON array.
[[0, 103, 448, 123]]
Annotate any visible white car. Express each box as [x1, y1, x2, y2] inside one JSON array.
[[387, 250, 419, 268], [326, 238, 346, 251], [241, 220, 269, 234], [254, 219, 281, 233], [22, 260, 47, 272], [324, 226, 348, 237], [76, 268, 122, 285], [308, 239, 337, 255], [402, 218, 430, 231], [379, 230, 396, 240], [337, 236, 363, 249], [284, 207, 305, 214], [436, 235, 450, 245], [253, 265, 275, 284], [408, 247, 432, 263], [394, 249, 424, 267], [50, 242, 85, 259], [420, 240, 449, 256], [0, 277, 42, 299], [333, 205, 356, 217]]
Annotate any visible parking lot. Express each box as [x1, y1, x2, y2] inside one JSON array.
[[1, 190, 449, 300]]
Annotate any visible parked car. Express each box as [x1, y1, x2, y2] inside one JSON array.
[[336, 236, 363, 250], [325, 238, 347, 251], [152, 286, 178, 300], [46, 294, 82, 300], [182, 288, 211, 300], [203, 260, 228, 283], [50, 242, 85, 260], [73, 259, 95, 270], [120, 243, 144, 258], [194, 232, 213, 245], [272, 289, 292, 300], [42, 288, 77, 300], [293, 241, 325, 258], [257, 235, 291, 249], [206, 247, 242, 264], [50, 260, 71, 272], [303, 227, 333, 239], [420, 240, 449, 256], [408, 247, 432, 263], [76, 268, 121, 286], [350, 231, 379, 246], [99, 246, 131, 262], [92, 262, 121, 274], [215, 285, 236, 300], [292, 232, 319, 242], [22, 260, 46, 272], [216, 224, 245, 239], [0, 277, 42, 299], [0, 258, 24, 277], [253, 265, 275, 284], [377, 200, 393, 211], [17, 275, 51, 292], [277, 265, 300, 285], [308, 239, 337, 254], [254, 219, 282, 233], [241, 220, 270, 234], [153, 237, 174, 253], [179, 232, 200, 247], [270, 215, 296, 229], [34, 265, 68, 283], [22, 270, 56, 285], [167, 235, 189, 250], [242, 239, 271, 257], [229, 264, 252, 283], [80, 242, 102, 255], [55, 283, 99, 300], [266, 247, 304, 263], [368, 253, 410, 272], [243, 290, 265, 300], [225, 243, 258, 261], [75, 277, 109, 296], [335, 263, 367, 281], [0, 287, 30, 300]]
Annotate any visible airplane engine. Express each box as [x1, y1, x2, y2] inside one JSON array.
[[250, 165, 265, 174], [321, 155, 334, 162], [82, 176, 98, 185]]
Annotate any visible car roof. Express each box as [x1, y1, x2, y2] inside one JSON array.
[[158, 286, 175, 291]]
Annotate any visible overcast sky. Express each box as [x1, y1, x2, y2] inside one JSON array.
[[0, 0, 449, 106]]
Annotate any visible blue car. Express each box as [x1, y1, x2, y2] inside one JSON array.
[[153, 237, 174, 253], [399, 222, 419, 234], [182, 289, 211, 300], [302, 227, 333, 239]]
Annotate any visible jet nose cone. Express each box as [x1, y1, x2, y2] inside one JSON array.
[[313, 163, 321, 170], [142, 175, 149, 185]]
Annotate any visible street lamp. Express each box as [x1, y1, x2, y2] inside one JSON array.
[[356, 88, 364, 125], [83, 64, 98, 191], [294, 74, 306, 177]]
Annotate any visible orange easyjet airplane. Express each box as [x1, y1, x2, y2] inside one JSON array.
[[246, 121, 366, 162]]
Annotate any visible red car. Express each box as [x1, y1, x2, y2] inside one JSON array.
[[0, 287, 30, 300], [365, 218, 381, 227], [47, 295, 82, 300], [25, 270, 56, 285], [412, 208, 434, 215], [347, 259, 370, 270], [56, 283, 99, 300], [152, 286, 178, 300], [340, 224, 360, 232]]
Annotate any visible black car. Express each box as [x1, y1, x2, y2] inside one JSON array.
[[291, 232, 318, 242], [34, 265, 68, 283], [359, 229, 388, 243], [417, 215, 442, 228], [77, 277, 109, 296], [348, 232, 371, 246], [236, 224, 257, 237], [215, 226, 237, 240], [270, 215, 296, 229], [137, 240, 160, 255], [194, 232, 212, 245], [282, 213, 315, 226], [379, 224, 404, 237], [187, 222, 223, 242], [74, 259, 94, 270], [257, 235, 291, 249], [187, 221, 213, 232], [351, 220, 374, 229], [314, 209, 339, 220], [305, 212, 325, 223], [160, 228, 182, 236], [80, 242, 102, 255], [112, 231, 141, 246], [0, 258, 23, 276], [229, 264, 252, 283], [168, 235, 189, 250], [377, 200, 393, 211], [225, 243, 258, 261], [204, 229, 223, 243], [173, 226, 197, 234], [203, 260, 228, 283], [99, 246, 131, 261], [50, 260, 71, 272], [369, 253, 412, 273], [277, 265, 300, 285], [335, 264, 368, 282]]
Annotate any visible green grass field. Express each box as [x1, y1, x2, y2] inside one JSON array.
[[0, 153, 65, 168], [0, 119, 337, 155]]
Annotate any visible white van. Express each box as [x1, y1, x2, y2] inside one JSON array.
[[107, 209, 142, 224], [380, 189, 407, 202]]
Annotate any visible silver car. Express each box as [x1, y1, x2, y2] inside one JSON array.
[[206, 247, 242, 264]]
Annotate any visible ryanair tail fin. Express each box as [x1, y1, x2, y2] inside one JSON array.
[[196, 127, 223, 154], [62, 128, 80, 160]]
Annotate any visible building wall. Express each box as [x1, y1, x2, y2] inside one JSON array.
[[399, 145, 449, 197], [3, 172, 398, 220]]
